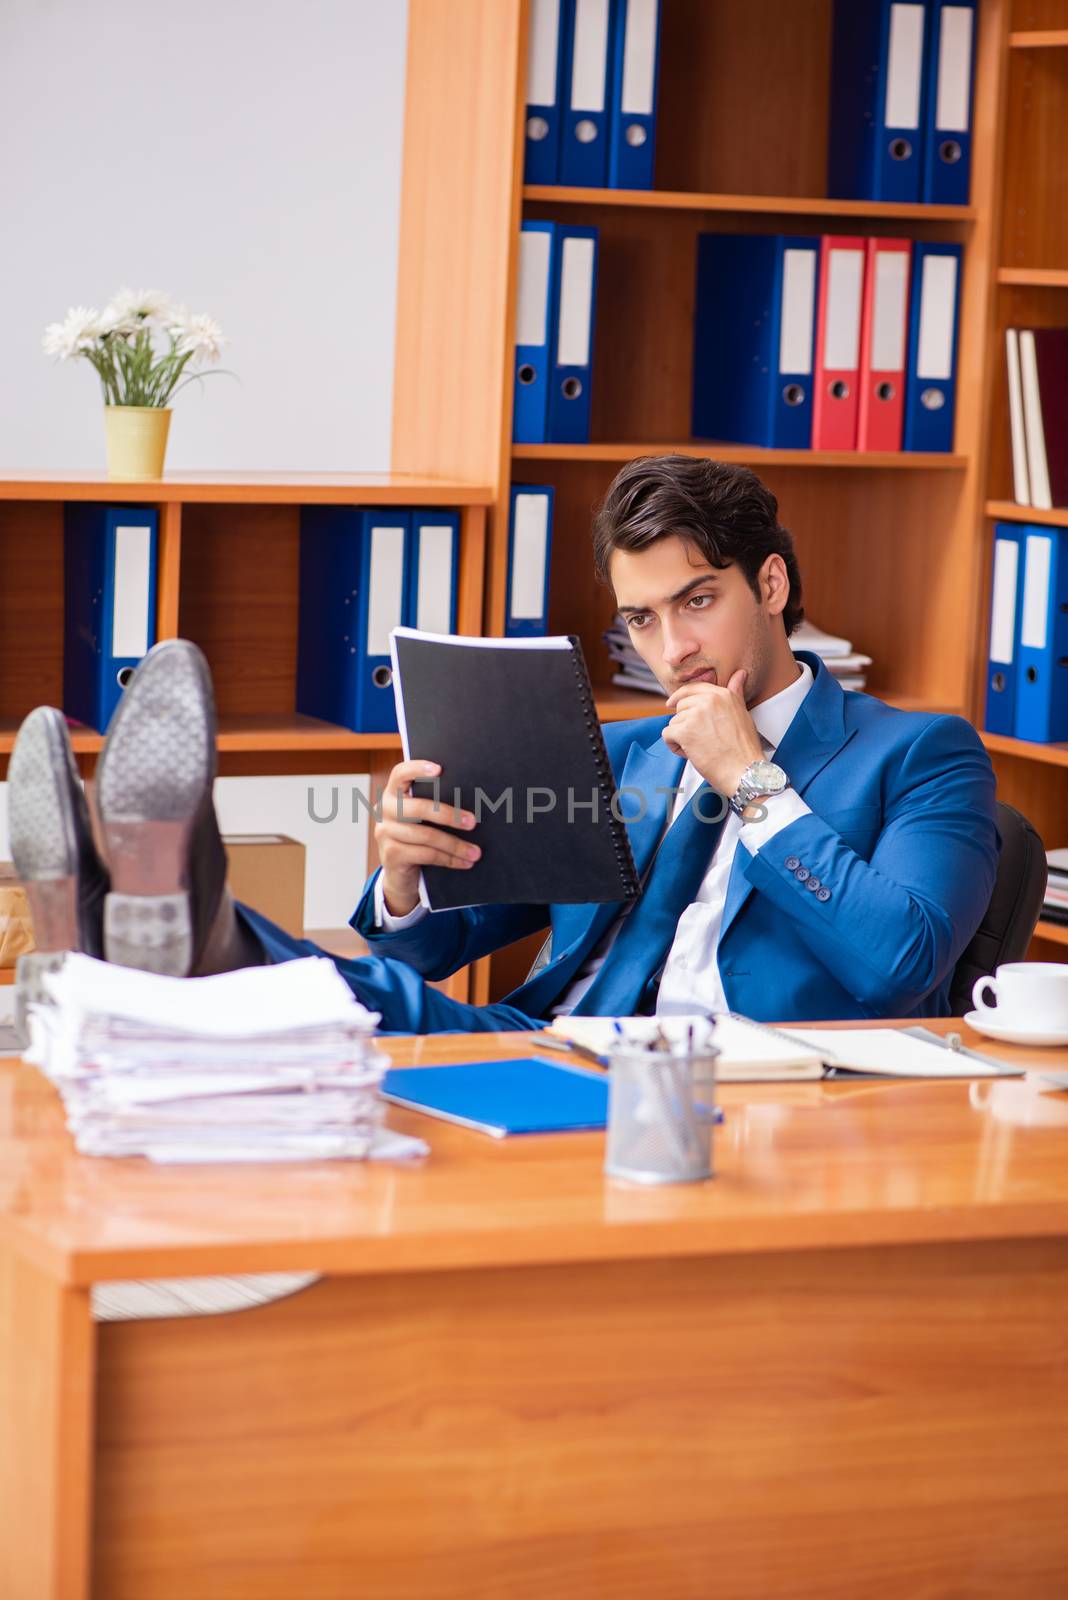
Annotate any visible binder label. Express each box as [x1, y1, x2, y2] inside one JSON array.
[[416, 525, 456, 634], [823, 248, 864, 369], [557, 236, 596, 364], [916, 253, 958, 379], [780, 249, 816, 375], [517, 229, 553, 345], [872, 250, 910, 370], [885, 4, 925, 129], [527, 0, 561, 104], [511, 493, 550, 620], [989, 538, 1019, 663], [621, 0, 658, 116], [936, 7, 974, 132], [112, 525, 152, 658], [367, 525, 406, 656], [571, 0, 610, 111], [1022, 535, 1052, 651]]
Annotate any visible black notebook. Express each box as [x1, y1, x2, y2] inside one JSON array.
[[389, 629, 640, 910]]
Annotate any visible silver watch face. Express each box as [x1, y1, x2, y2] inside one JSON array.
[[747, 759, 788, 794]]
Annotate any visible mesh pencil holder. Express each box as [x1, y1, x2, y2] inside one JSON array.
[[604, 1044, 718, 1185]]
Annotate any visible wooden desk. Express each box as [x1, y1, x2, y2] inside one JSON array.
[[3, 1018, 1068, 1598]]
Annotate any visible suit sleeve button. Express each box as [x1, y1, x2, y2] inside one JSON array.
[[817, 887, 831, 902], [795, 866, 809, 881], [805, 877, 821, 892], [784, 856, 800, 871]]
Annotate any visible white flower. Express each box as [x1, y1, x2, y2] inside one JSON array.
[[100, 286, 178, 335], [42, 306, 105, 360], [172, 312, 228, 365]]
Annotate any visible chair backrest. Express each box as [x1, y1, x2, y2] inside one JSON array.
[[949, 801, 1048, 1015]]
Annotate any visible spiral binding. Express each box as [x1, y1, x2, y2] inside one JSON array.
[[568, 636, 640, 899]]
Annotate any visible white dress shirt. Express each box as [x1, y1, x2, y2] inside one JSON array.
[[375, 661, 814, 1018]]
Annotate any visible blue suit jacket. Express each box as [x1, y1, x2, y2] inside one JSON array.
[[351, 652, 1000, 1022]]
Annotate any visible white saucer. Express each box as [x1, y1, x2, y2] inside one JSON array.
[[964, 1010, 1068, 1047]]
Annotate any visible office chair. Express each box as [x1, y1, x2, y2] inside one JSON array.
[[948, 801, 1048, 1015]]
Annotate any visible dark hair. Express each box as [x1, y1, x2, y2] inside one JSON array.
[[591, 455, 805, 636]]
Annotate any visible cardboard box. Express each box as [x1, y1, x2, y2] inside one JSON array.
[[224, 835, 306, 938]]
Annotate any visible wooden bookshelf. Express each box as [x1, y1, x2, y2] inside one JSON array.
[[1035, 920, 1068, 946], [523, 185, 979, 221], [514, 443, 969, 469], [981, 732, 1068, 768], [387, 0, 1066, 1000], [0, 472, 495, 506], [986, 500, 1068, 525], [996, 266, 1068, 285], [1010, 30, 1068, 48], [977, 0, 1068, 931]]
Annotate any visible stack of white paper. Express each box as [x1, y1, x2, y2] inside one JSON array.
[[25, 954, 428, 1164], [787, 620, 873, 690], [603, 617, 873, 695]]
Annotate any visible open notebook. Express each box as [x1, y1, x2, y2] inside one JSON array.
[[543, 1016, 1022, 1081], [543, 1015, 824, 1081]]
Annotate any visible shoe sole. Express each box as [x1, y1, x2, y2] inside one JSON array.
[[95, 641, 216, 977], [8, 707, 85, 952]]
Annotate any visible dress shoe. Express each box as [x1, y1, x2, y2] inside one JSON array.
[[94, 638, 262, 976], [7, 706, 109, 1035]]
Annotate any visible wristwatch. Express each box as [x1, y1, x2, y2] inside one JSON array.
[[729, 758, 789, 817]]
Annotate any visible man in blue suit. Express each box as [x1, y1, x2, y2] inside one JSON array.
[[9, 456, 998, 1032]]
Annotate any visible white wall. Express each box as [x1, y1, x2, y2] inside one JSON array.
[[0, 0, 409, 925], [0, 0, 408, 472]]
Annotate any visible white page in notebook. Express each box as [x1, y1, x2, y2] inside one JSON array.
[[781, 1028, 1014, 1078]]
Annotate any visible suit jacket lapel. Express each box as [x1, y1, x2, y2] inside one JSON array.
[[719, 654, 857, 946]]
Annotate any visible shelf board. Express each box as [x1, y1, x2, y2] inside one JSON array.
[[523, 185, 975, 222], [1009, 30, 1068, 49], [980, 732, 1068, 768], [997, 268, 1068, 288], [0, 715, 404, 758], [1035, 920, 1068, 947], [0, 471, 494, 506], [214, 715, 403, 753], [594, 684, 665, 721], [515, 442, 968, 470], [985, 501, 1068, 527]]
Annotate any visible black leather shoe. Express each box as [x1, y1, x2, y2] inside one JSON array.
[[8, 706, 110, 1031], [95, 639, 260, 976]]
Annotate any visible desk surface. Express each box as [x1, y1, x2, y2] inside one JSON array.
[[3, 1017, 1068, 1286]]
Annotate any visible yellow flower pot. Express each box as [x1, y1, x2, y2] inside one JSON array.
[[103, 405, 172, 480]]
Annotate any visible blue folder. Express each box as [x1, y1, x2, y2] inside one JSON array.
[[1016, 526, 1068, 745], [547, 224, 599, 443], [828, 0, 927, 203], [380, 1057, 609, 1137], [296, 507, 411, 734], [922, 0, 977, 205], [513, 221, 559, 444], [63, 504, 158, 733], [524, 0, 566, 184], [607, 0, 661, 189], [559, 0, 614, 187], [692, 233, 819, 450], [505, 484, 555, 636], [902, 241, 962, 453], [983, 524, 1025, 737], [408, 510, 459, 636]]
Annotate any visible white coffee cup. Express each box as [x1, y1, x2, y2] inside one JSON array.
[[972, 962, 1068, 1033]]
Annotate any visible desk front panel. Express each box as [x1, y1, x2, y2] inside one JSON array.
[[91, 1239, 1068, 1599]]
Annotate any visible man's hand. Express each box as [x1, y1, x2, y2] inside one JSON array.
[[375, 760, 480, 918], [663, 669, 765, 802]]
